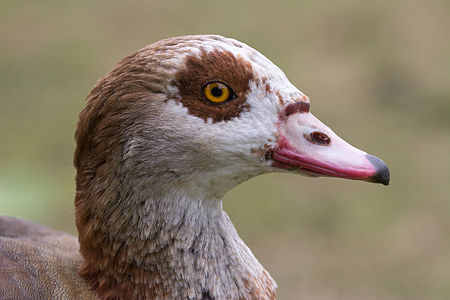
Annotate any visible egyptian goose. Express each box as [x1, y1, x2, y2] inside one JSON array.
[[0, 35, 389, 300]]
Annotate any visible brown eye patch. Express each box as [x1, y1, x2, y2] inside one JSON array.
[[174, 49, 254, 122]]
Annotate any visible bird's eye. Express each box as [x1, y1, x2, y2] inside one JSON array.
[[203, 82, 235, 104]]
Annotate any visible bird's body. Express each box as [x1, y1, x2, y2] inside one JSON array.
[[0, 217, 95, 299], [0, 35, 389, 300]]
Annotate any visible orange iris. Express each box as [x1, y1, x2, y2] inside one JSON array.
[[203, 82, 230, 103]]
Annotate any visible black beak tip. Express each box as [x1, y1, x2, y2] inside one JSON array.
[[366, 154, 390, 186]]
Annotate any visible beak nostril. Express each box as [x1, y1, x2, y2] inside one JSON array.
[[309, 131, 331, 145]]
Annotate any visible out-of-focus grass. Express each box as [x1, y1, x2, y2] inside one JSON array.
[[1, 0, 449, 299]]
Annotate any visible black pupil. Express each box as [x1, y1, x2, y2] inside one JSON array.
[[211, 86, 223, 97]]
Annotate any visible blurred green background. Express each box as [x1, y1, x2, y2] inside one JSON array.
[[1, 0, 449, 299]]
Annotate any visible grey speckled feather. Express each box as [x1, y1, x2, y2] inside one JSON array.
[[0, 216, 96, 300]]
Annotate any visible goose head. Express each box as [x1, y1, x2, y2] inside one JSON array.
[[74, 35, 389, 299]]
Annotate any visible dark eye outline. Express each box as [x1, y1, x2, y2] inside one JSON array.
[[202, 81, 237, 104]]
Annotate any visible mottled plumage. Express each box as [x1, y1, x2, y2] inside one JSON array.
[[0, 216, 95, 299]]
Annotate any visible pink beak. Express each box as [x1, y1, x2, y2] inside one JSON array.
[[270, 102, 390, 185]]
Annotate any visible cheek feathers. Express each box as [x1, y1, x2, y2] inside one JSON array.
[[174, 49, 254, 123]]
